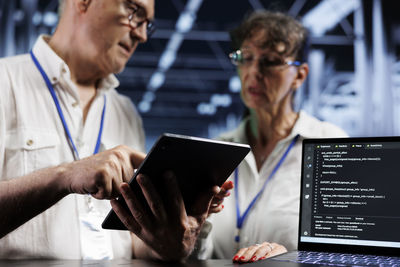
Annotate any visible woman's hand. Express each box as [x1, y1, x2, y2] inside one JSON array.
[[207, 180, 234, 216], [232, 242, 287, 263]]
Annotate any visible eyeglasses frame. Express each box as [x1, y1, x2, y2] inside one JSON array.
[[125, 1, 156, 38], [229, 49, 302, 71]]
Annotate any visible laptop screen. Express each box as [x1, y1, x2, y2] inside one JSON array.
[[299, 137, 400, 254]]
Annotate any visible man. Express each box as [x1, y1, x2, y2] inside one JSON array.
[[0, 0, 218, 261]]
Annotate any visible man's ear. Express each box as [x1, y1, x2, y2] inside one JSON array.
[[291, 63, 309, 90], [76, 0, 92, 12]]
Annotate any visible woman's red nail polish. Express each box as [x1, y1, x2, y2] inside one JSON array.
[[221, 204, 224, 209], [260, 256, 266, 260], [251, 256, 257, 262], [240, 256, 245, 261], [233, 256, 239, 261]]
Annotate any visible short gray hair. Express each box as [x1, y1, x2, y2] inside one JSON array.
[[230, 10, 308, 62]]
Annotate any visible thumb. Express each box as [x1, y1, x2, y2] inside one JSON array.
[[191, 185, 219, 216]]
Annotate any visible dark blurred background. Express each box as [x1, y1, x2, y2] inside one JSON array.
[[1, 0, 400, 150]]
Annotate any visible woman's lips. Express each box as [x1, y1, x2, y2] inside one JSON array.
[[248, 86, 263, 95]]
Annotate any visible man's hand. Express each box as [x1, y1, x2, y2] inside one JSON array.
[[0, 145, 146, 239], [111, 172, 218, 261], [208, 180, 233, 216], [61, 145, 145, 199], [232, 242, 287, 263]]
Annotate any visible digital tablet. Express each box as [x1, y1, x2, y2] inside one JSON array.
[[102, 133, 250, 230]]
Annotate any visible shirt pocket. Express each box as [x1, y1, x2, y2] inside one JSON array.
[[4, 128, 61, 178]]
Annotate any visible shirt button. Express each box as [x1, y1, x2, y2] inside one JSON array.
[[62, 68, 66, 74], [26, 139, 34, 146], [52, 77, 57, 82], [72, 102, 79, 108]]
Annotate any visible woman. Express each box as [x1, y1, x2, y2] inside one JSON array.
[[197, 10, 347, 263]]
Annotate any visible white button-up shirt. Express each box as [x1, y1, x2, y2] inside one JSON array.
[[197, 111, 347, 259], [0, 35, 145, 259]]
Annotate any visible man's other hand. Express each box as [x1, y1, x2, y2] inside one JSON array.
[[111, 171, 219, 261]]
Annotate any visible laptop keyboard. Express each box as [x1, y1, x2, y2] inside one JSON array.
[[271, 251, 400, 266]]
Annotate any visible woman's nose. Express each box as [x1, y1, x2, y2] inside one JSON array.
[[247, 59, 264, 79]]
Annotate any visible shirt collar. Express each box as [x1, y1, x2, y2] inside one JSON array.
[[31, 35, 119, 97], [290, 110, 322, 139], [32, 35, 65, 86], [218, 118, 249, 144], [220, 110, 320, 144]]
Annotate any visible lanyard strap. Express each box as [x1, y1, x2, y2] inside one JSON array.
[[234, 134, 300, 242], [30, 50, 106, 160]]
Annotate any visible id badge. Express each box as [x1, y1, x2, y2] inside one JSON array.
[[79, 198, 114, 259]]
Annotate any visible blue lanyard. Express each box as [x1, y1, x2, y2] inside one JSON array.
[[234, 134, 300, 243], [30, 50, 106, 160]]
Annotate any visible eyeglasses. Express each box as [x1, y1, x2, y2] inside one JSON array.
[[125, 0, 156, 38], [229, 49, 302, 72]]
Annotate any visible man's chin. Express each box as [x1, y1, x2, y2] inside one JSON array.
[[113, 66, 126, 74], [111, 60, 128, 74]]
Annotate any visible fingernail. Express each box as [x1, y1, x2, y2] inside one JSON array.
[[136, 174, 144, 185], [221, 204, 224, 209], [240, 256, 245, 261], [233, 256, 239, 261], [251, 256, 257, 262], [121, 184, 129, 193], [260, 256, 266, 260], [226, 192, 231, 197]]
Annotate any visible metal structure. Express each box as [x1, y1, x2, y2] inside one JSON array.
[[1, 0, 399, 150]]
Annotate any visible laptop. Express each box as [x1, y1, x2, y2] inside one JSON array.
[[255, 137, 400, 266]]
